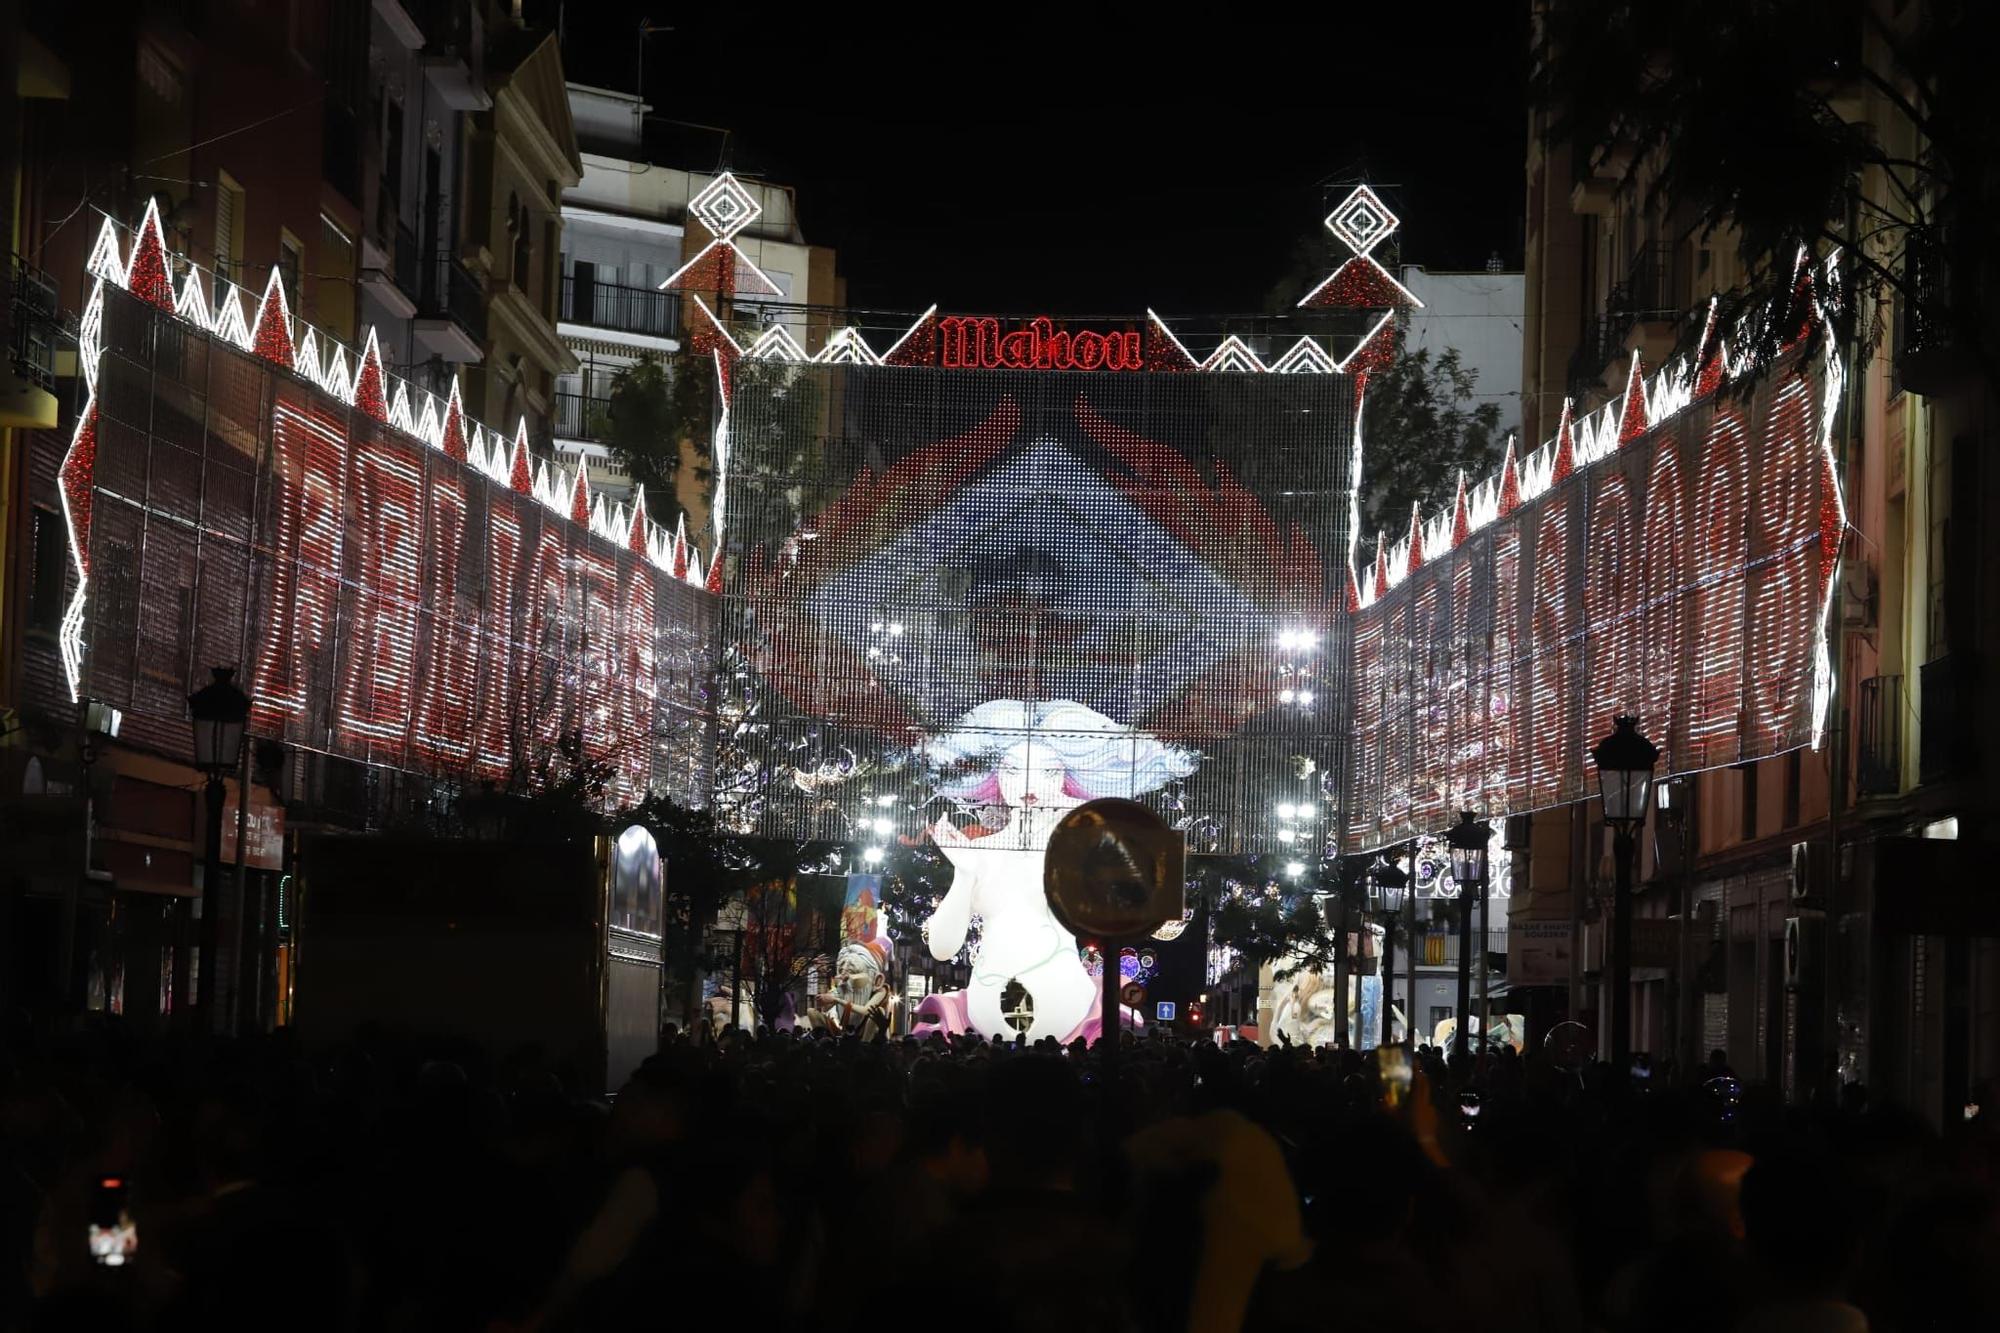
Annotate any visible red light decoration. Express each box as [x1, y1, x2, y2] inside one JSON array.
[[1405, 501, 1425, 575], [508, 422, 534, 495], [569, 457, 593, 525], [1617, 354, 1649, 445], [1496, 439, 1522, 518], [1450, 473, 1471, 548], [352, 331, 389, 423], [249, 268, 295, 369], [125, 199, 174, 311], [938, 317, 1143, 372], [1550, 400, 1576, 486], [439, 382, 469, 463]]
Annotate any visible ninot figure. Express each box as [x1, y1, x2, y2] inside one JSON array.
[[922, 700, 1194, 1042]]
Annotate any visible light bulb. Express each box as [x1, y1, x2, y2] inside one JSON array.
[[1285, 861, 1304, 878], [1279, 689, 1296, 703], [1277, 802, 1297, 819], [889, 622, 904, 635], [1298, 803, 1316, 819], [863, 846, 884, 865], [875, 793, 895, 807], [1278, 829, 1297, 844], [871, 817, 891, 835]]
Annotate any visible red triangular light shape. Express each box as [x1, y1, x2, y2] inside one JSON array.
[[249, 268, 295, 368], [705, 546, 725, 594], [569, 458, 592, 524], [1345, 564, 1362, 613], [670, 518, 689, 580], [627, 487, 650, 554], [1617, 354, 1649, 445], [353, 331, 390, 422], [1551, 400, 1576, 485], [883, 309, 938, 367], [126, 198, 174, 311], [439, 382, 469, 462], [1406, 502, 1425, 574], [508, 422, 534, 495], [1372, 532, 1390, 599], [1497, 437, 1522, 518], [1450, 472, 1471, 548]]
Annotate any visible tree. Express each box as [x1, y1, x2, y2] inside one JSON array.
[[1359, 342, 1505, 539], [603, 351, 714, 520], [1536, 0, 1998, 383]]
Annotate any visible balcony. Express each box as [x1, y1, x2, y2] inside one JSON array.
[[1856, 674, 1901, 797], [560, 275, 680, 342], [553, 391, 612, 443], [1919, 654, 1976, 785], [414, 259, 486, 363], [1895, 229, 1971, 395], [361, 219, 423, 320]]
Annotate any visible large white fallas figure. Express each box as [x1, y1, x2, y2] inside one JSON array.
[[923, 700, 1195, 1042]]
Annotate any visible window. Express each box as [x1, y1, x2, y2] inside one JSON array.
[[511, 198, 532, 292], [214, 173, 244, 300], [27, 507, 66, 633]]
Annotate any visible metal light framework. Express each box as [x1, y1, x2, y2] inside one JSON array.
[[1593, 715, 1659, 1079], [1444, 811, 1492, 1063]]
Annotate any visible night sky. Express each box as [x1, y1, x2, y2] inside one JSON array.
[[546, 4, 1529, 315]]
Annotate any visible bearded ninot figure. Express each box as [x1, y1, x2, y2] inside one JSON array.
[[923, 700, 1195, 1042], [809, 938, 897, 1040]]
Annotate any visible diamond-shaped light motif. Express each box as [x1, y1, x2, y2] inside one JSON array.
[[1325, 185, 1399, 257], [689, 173, 761, 241]]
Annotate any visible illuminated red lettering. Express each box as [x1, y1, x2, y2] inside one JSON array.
[[251, 402, 347, 732], [1487, 526, 1521, 811], [1529, 504, 1575, 805], [1584, 473, 1637, 754], [413, 473, 476, 769], [937, 316, 1144, 371], [523, 516, 571, 757], [1747, 376, 1816, 747], [1688, 408, 1748, 766], [615, 565, 659, 804], [473, 502, 526, 777], [336, 439, 423, 753], [1637, 433, 1687, 769], [575, 542, 621, 776]]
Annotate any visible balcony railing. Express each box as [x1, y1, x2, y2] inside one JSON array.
[[554, 391, 613, 443], [1856, 674, 1901, 796], [561, 274, 679, 340], [419, 257, 487, 344]]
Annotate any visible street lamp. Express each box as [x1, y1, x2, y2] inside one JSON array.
[[1369, 852, 1409, 1049], [188, 666, 249, 1035], [1444, 811, 1492, 1066], [1592, 715, 1659, 1080]]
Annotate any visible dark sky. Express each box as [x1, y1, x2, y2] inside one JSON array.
[[547, 3, 1530, 315]]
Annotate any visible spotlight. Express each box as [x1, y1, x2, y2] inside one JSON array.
[[863, 846, 885, 865], [1284, 861, 1304, 878]]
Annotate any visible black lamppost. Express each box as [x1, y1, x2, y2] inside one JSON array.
[[1445, 812, 1492, 1066], [188, 667, 249, 1035], [1593, 715, 1659, 1079], [1369, 852, 1409, 1049]]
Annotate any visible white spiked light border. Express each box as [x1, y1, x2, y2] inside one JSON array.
[[52, 212, 714, 701]]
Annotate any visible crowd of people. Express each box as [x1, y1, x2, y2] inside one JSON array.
[[4, 1012, 1995, 1332]]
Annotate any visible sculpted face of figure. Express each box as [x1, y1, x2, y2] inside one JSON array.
[[996, 743, 1073, 810], [834, 945, 879, 1005]]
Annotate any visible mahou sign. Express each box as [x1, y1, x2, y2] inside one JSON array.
[[937, 316, 1144, 371]]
